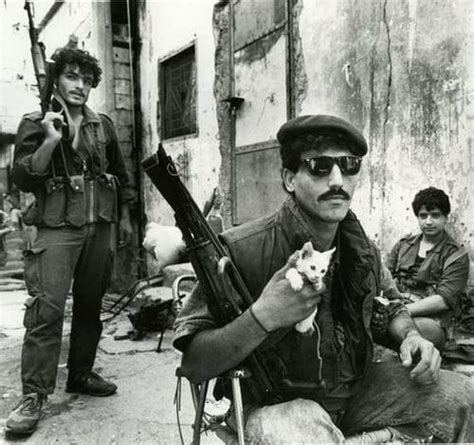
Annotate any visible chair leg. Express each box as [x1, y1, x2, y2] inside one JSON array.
[[231, 376, 245, 445], [192, 380, 209, 445]]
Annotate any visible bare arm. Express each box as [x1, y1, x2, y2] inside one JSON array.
[[181, 309, 268, 383], [387, 309, 419, 345], [180, 254, 324, 383], [405, 294, 449, 317], [388, 310, 441, 385]]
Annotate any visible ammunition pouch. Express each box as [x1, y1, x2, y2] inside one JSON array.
[[25, 174, 118, 228]]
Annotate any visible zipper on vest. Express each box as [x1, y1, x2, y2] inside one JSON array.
[[313, 313, 324, 382]]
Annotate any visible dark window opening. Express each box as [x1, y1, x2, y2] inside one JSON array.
[[160, 45, 197, 139], [110, 0, 130, 47], [111, 0, 128, 24]]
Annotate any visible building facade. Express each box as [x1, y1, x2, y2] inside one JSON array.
[[138, 0, 474, 283], [3, 0, 473, 285]]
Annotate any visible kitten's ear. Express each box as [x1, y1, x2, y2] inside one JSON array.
[[324, 246, 336, 258], [301, 242, 313, 259]]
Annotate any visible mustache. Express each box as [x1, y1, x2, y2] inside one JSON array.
[[318, 188, 351, 201]]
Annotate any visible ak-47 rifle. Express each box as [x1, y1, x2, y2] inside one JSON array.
[[142, 144, 281, 405], [24, 0, 54, 115], [24, 0, 70, 137]]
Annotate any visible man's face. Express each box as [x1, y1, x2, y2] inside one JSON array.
[[416, 205, 447, 238], [283, 145, 360, 223], [56, 64, 93, 107]]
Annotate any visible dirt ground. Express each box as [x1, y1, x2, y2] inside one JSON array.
[[0, 289, 223, 445]]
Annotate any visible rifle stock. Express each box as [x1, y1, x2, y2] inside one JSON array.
[[142, 144, 280, 404]]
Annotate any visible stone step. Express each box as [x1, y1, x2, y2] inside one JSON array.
[[3, 260, 24, 270], [6, 250, 23, 261], [5, 234, 25, 248], [0, 268, 23, 279]]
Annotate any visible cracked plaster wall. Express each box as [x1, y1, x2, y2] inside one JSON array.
[[296, 0, 474, 279], [139, 0, 473, 281], [138, 0, 221, 227]]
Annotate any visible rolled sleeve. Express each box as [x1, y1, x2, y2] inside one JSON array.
[[173, 282, 218, 352], [386, 241, 401, 275], [12, 117, 50, 192], [380, 264, 403, 300], [435, 250, 470, 309]]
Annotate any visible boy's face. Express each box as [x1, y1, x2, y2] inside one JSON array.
[[417, 205, 448, 239], [56, 64, 94, 108]]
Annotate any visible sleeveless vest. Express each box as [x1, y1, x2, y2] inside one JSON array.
[[216, 198, 381, 406]]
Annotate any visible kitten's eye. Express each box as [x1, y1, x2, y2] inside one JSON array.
[[310, 265, 316, 271], [321, 269, 326, 274]]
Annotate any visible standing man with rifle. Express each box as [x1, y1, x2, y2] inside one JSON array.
[[172, 115, 474, 442], [6, 3, 133, 436]]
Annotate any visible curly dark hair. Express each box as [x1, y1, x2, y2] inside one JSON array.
[[51, 47, 102, 88], [412, 187, 451, 216], [280, 132, 358, 172]]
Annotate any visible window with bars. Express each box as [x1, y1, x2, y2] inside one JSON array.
[[160, 45, 197, 139]]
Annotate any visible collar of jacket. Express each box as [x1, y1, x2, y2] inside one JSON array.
[[278, 195, 376, 275], [404, 231, 457, 254], [81, 105, 101, 126]]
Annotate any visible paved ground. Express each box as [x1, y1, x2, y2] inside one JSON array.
[[1, 284, 473, 445], [0, 287, 224, 445]]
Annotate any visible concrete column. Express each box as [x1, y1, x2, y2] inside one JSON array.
[[91, 1, 115, 117]]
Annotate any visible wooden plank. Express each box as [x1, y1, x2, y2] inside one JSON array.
[[116, 125, 133, 142], [236, 139, 279, 155], [115, 109, 133, 126], [114, 79, 131, 95], [113, 62, 131, 80], [115, 93, 132, 110], [113, 47, 130, 64]]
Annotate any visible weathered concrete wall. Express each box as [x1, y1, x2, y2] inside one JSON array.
[[138, 0, 473, 280], [295, 0, 473, 281], [138, 0, 221, 227], [39, 2, 114, 116], [0, 2, 43, 133]]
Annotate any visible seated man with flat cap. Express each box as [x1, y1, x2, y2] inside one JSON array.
[[174, 115, 474, 443]]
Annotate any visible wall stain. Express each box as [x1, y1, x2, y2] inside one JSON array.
[[291, 0, 308, 116], [212, 3, 232, 227], [234, 27, 285, 65]]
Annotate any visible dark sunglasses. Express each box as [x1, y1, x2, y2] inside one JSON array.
[[300, 156, 362, 177]]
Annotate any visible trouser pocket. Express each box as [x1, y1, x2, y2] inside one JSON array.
[[23, 296, 39, 329], [23, 246, 46, 329], [24, 246, 46, 297]]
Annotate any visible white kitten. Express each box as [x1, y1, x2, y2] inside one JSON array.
[[285, 242, 335, 336]]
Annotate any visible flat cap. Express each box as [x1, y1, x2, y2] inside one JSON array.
[[276, 114, 368, 156]]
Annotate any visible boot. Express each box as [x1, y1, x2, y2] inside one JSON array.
[[66, 370, 117, 397], [6, 393, 46, 435]]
